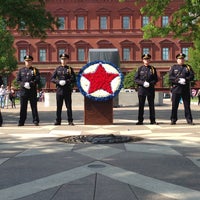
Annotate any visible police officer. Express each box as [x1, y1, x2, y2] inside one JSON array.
[[51, 53, 76, 126], [17, 55, 40, 126], [134, 54, 158, 125], [169, 53, 195, 125]]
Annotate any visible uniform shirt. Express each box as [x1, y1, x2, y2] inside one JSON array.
[[17, 66, 40, 97], [169, 64, 194, 94], [134, 65, 158, 96], [51, 65, 76, 95]]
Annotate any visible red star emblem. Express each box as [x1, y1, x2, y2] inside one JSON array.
[[82, 63, 119, 94]]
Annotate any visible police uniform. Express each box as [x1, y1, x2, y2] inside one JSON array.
[[51, 53, 76, 125], [17, 55, 40, 126], [134, 54, 158, 125], [169, 53, 194, 125]]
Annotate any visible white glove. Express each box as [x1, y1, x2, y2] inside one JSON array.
[[24, 82, 30, 89], [59, 80, 66, 86], [143, 81, 150, 88], [178, 78, 186, 85]]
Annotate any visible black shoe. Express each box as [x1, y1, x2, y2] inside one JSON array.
[[136, 122, 143, 125], [18, 123, 24, 126], [171, 121, 176, 125], [54, 122, 61, 125], [0, 124, 2, 127], [150, 121, 158, 125], [187, 121, 195, 125], [34, 122, 39, 126], [68, 122, 74, 126]]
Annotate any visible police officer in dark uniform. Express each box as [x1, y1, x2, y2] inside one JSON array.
[[0, 76, 3, 126], [169, 53, 195, 125], [51, 53, 76, 126], [17, 55, 40, 126], [134, 54, 158, 125]]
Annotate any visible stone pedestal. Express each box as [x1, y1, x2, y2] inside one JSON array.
[[83, 48, 120, 125], [84, 97, 113, 125]]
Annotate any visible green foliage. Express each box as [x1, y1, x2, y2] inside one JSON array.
[[134, 0, 200, 41], [0, 18, 17, 74], [163, 72, 170, 88], [0, 0, 59, 74], [123, 69, 137, 89], [12, 78, 20, 89], [188, 40, 200, 81], [0, 0, 59, 39]]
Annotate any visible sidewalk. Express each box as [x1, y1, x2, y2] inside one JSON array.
[[0, 100, 200, 200]]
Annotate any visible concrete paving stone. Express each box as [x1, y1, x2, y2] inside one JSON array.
[[0, 158, 9, 165], [72, 143, 126, 151], [187, 157, 200, 168], [130, 185, 177, 200], [0, 149, 25, 158], [94, 161, 200, 200], [52, 174, 96, 200], [94, 175, 138, 200], [75, 145, 124, 160], [172, 146, 200, 157], [0, 101, 200, 200], [17, 187, 59, 200], [0, 151, 93, 189], [102, 151, 200, 191], [0, 164, 94, 200], [125, 143, 181, 155], [15, 143, 74, 157]]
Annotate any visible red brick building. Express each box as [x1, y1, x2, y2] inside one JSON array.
[[10, 0, 193, 90]]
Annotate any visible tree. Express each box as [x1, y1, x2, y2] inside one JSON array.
[[0, 0, 59, 74], [163, 72, 170, 88], [0, 0, 59, 39], [123, 69, 137, 89], [0, 18, 17, 75], [188, 40, 200, 81], [119, 0, 200, 41]]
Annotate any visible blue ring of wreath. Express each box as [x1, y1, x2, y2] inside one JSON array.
[[77, 60, 124, 102]]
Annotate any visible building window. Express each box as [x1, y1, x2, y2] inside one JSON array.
[[40, 76, 46, 88], [123, 48, 130, 61], [142, 16, 149, 27], [77, 16, 85, 30], [58, 49, 66, 60], [78, 48, 85, 61], [100, 16, 107, 30], [142, 48, 150, 55], [162, 16, 169, 27], [122, 16, 130, 29], [58, 17, 65, 30], [182, 47, 189, 60], [20, 49, 27, 62], [19, 21, 26, 30], [162, 48, 169, 60], [39, 49, 46, 62]]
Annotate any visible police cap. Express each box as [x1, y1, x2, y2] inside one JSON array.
[[142, 54, 151, 59], [176, 53, 186, 59], [60, 53, 69, 59], [24, 55, 33, 61]]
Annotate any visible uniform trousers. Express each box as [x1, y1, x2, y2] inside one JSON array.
[[56, 90, 73, 123], [138, 94, 155, 123], [170, 92, 192, 123], [19, 96, 39, 124]]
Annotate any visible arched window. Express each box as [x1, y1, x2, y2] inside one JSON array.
[[16, 41, 31, 62]]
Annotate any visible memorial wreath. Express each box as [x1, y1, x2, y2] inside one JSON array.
[[77, 60, 124, 101]]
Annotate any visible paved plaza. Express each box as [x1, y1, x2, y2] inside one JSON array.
[[0, 100, 200, 200]]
